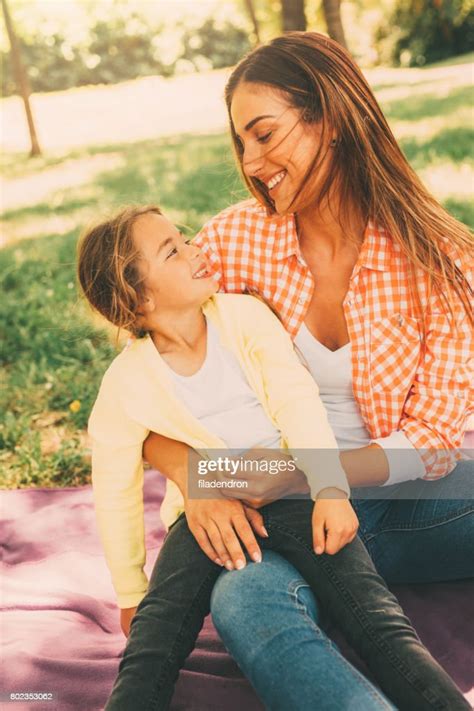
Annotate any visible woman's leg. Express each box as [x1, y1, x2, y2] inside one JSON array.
[[262, 499, 469, 710], [211, 550, 394, 711], [106, 514, 221, 711], [352, 461, 474, 583]]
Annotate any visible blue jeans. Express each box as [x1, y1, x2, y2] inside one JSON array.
[[211, 551, 394, 711], [352, 460, 474, 584], [106, 497, 468, 710], [211, 461, 473, 708]]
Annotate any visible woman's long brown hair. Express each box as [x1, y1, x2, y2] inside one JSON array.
[[225, 32, 473, 326]]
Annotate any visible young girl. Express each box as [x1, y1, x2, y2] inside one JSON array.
[[78, 205, 468, 711]]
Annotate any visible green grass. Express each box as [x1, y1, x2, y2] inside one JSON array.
[[0, 134, 244, 487], [1, 61, 472, 488]]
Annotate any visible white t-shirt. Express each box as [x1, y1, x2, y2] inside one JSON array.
[[294, 322, 370, 451], [164, 321, 281, 452], [294, 321, 425, 485]]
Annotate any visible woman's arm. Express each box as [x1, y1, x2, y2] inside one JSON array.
[[143, 432, 268, 567], [340, 444, 389, 486], [387, 307, 472, 479], [143, 432, 189, 495]]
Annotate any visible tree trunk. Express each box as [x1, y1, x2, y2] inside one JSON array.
[[322, 0, 348, 50], [1, 0, 41, 156], [243, 0, 261, 45], [281, 0, 307, 32]]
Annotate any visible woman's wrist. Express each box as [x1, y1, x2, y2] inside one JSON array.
[[339, 444, 390, 487], [315, 486, 348, 500]]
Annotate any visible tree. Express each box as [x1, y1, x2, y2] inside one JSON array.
[[243, 0, 262, 44], [1, 0, 41, 156], [322, 0, 348, 49], [281, 0, 307, 32]]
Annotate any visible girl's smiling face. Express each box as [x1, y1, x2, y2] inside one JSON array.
[[230, 82, 333, 214], [132, 212, 218, 320]]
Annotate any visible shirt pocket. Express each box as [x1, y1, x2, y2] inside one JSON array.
[[369, 314, 421, 393]]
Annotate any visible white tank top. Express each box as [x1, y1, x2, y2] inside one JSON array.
[[294, 322, 371, 451], [163, 321, 282, 452]]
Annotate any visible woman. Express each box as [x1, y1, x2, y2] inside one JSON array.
[[140, 32, 473, 708]]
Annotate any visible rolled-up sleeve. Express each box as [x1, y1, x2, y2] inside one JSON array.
[[396, 298, 473, 480]]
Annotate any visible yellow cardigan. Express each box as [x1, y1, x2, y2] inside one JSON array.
[[88, 294, 349, 608]]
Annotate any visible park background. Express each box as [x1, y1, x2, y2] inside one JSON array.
[[1, 0, 473, 491]]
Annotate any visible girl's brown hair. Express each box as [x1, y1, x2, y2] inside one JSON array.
[[225, 31, 473, 324], [77, 205, 162, 337]]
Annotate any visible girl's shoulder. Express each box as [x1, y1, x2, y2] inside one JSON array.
[[207, 293, 282, 330], [99, 336, 152, 385]]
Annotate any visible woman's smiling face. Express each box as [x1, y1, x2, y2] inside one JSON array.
[[230, 81, 327, 214]]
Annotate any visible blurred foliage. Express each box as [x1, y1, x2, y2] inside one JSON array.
[[3, 0, 474, 98], [1, 10, 251, 96], [180, 17, 251, 71], [376, 0, 474, 66]]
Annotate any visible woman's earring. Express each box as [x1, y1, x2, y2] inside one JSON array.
[[330, 138, 338, 147]]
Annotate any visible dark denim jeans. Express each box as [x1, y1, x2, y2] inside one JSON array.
[[105, 499, 469, 711]]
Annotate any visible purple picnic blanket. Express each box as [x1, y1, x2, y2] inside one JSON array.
[[2, 468, 473, 711]]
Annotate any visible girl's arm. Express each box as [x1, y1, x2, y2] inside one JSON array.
[[240, 297, 351, 497], [235, 297, 391, 494], [89, 371, 150, 610]]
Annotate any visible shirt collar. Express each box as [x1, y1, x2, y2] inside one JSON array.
[[270, 215, 392, 270], [357, 220, 392, 272], [271, 213, 300, 261]]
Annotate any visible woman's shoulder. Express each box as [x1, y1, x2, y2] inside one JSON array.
[[206, 198, 267, 224], [197, 198, 285, 239]]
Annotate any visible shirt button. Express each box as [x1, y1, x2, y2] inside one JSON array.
[[298, 297, 305, 305]]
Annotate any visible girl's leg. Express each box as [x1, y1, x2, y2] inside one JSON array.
[[211, 551, 394, 711], [106, 514, 221, 711], [352, 460, 474, 583], [262, 499, 469, 711]]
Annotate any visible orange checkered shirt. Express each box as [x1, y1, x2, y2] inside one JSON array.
[[194, 199, 473, 480]]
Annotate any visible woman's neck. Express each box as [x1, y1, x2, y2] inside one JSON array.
[[296, 200, 366, 259], [148, 307, 207, 354]]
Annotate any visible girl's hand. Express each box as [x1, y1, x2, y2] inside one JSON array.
[[184, 495, 268, 571], [120, 606, 137, 637], [312, 488, 359, 555]]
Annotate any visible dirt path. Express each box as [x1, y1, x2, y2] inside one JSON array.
[[1, 61, 471, 241], [1, 69, 231, 154], [2, 62, 470, 155]]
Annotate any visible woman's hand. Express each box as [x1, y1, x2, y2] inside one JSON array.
[[120, 606, 137, 637], [219, 448, 310, 508], [312, 488, 359, 555], [184, 495, 268, 571]]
